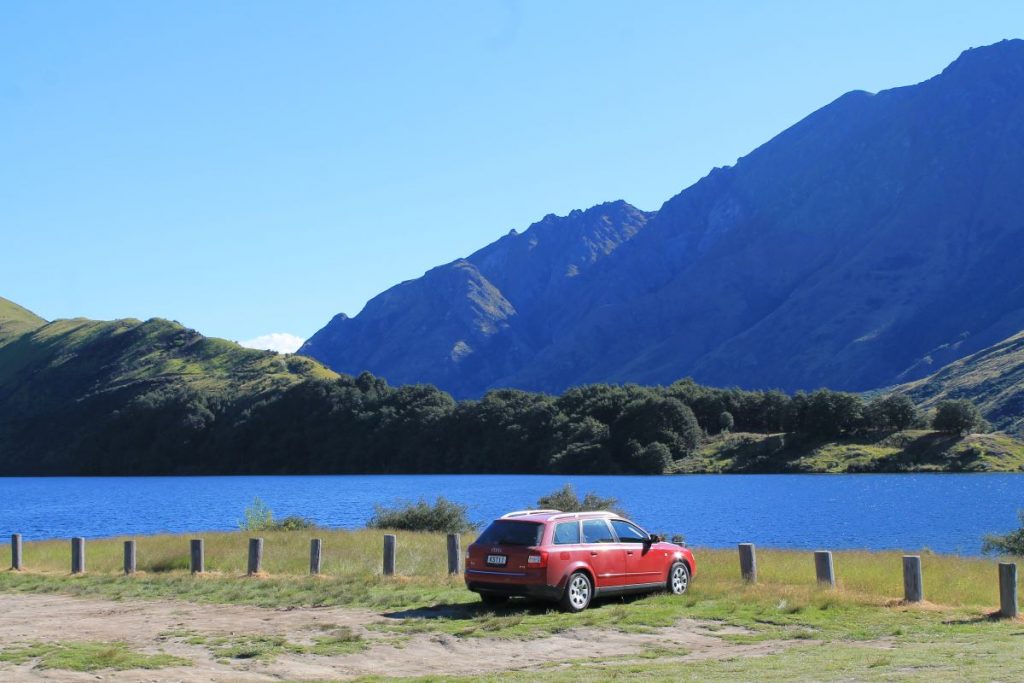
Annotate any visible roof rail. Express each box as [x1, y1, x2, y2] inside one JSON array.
[[549, 510, 615, 520], [500, 509, 561, 518]]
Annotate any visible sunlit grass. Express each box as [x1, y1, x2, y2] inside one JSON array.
[[0, 531, 1012, 616], [5, 527, 455, 577]]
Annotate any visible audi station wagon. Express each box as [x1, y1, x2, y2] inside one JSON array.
[[465, 509, 696, 612]]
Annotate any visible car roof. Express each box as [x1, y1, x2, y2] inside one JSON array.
[[497, 509, 620, 523]]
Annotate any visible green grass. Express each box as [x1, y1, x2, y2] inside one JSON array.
[[685, 429, 1024, 473], [162, 625, 366, 661], [0, 641, 187, 671], [3, 529, 1023, 680], [902, 329, 1024, 436]]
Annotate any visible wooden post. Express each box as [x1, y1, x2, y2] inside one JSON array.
[[383, 534, 396, 576], [123, 540, 137, 575], [190, 539, 205, 574], [814, 550, 835, 588], [11, 533, 22, 571], [247, 538, 264, 576], [738, 543, 757, 583], [447, 533, 461, 575], [998, 562, 1018, 618], [903, 555, 923, 602], [309, 538, 322, 575], [71, 537, 85, 574]]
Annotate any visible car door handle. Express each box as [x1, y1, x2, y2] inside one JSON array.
[[626, 551, 634, 555], [590, 551, 598, 556]]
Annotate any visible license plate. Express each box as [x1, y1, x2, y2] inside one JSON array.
[[486, 554, 507, 566]]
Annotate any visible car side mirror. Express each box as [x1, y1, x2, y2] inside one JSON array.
[[648, 534, 662, 544]]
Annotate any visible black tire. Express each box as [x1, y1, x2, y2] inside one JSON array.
[[480, 593, 509, 606], [667, 561, 690, 595], [560, 571, 593, 612]]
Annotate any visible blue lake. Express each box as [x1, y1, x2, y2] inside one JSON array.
[[1, 474, 1021, 555]]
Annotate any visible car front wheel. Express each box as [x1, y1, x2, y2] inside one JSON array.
[[668, 561, 690, 595], [560, 571, 593, 612]]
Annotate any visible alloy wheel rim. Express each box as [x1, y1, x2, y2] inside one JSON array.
[[672, 566, 687, 593], [569, 576, 589, 608]]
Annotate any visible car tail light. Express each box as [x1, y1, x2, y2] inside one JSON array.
[[527, 551, 548, 568]]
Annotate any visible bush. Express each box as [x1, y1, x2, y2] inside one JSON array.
[[239, 497, 316, 531], [982, 511, 1024, 556], [933, 399, 985, 436], [273, 515, 317, 531], [367, 497, 476, 533], [536, 483, 627, 517], [239, 497, 274, 531]]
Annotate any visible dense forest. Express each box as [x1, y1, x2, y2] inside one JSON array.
[[4, 369, 983, 475]]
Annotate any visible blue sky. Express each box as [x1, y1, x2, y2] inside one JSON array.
[[2, 1, 1021, 350]]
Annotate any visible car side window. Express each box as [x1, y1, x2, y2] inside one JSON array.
[[553, 521, 581, 545], [582, 519, 616, 544], [611, 520, 648, 543]]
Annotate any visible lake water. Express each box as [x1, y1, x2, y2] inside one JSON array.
[[1, 474, 1021, 555]]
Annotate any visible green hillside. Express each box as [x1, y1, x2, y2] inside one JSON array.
[[680, 430, 1024, 473], [0, 296, 46, 346], [0, 303, 336, 473], [898, 330, 1024, 436]]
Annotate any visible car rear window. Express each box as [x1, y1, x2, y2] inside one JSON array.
[[582, 519, 615, 543], [476, 520, 543, 546], [553, 521, 581, 545]]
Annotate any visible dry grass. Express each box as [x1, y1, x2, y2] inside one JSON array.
[[695, 547, 1003, 608], [7, 528, 453, 578], [2, 531, 1012, 612]]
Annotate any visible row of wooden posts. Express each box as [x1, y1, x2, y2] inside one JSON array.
[[9, 532, 462, 578], [737, 542, 1019, 618], [7, 534, 1018, 619]]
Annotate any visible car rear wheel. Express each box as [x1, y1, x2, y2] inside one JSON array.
[[560, 571, 593, 612], [668, 561, 690, 595]]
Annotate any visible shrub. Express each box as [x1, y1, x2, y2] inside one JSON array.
[[536, 483, 627, 517], [239, 497, 316, 531], [239, 497, 274, 531], [367, 497, 477, 533], [273, 515, 317, 531], [982, 511, 1024, 556]]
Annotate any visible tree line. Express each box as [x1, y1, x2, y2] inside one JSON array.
[[6, 371, 984, 476]]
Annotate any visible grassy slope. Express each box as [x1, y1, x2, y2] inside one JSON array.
[[682, 429, 1024, 473], [0, 315, 335, 400], [0, 301, 338, 472], [898, 330, 1024, 436], [2, 529, 1023, 681], [0, 296, 46, 347]]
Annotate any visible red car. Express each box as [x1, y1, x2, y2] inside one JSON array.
[[465, 509, 696, 612]]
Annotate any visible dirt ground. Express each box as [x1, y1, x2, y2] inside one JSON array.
[[0, 593, 797, 682]]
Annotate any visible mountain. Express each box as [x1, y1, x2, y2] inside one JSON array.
[[301, 201, 652, 393], [0, 302, 335, 473], [301, 39, 1024, 400], [898, 329, 1024, 436]]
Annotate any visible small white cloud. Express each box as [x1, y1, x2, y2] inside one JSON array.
[[239, 332, 305, 354]]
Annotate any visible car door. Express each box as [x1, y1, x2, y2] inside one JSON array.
[[581, 518, 627, 588], [611, 519, 665, 586]]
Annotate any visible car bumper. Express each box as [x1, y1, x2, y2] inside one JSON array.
[[465, 570, 562, 601]]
